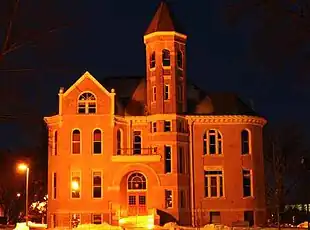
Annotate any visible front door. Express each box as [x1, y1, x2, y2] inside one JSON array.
[[128, 192, 147, 215]]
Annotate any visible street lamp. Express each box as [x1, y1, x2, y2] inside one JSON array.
[[17, 163, 29, 226]]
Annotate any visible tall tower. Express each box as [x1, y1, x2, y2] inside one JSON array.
[[144, 1, 187, 115]]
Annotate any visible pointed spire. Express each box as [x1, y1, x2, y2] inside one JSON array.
[[145, 1, 184, 35]]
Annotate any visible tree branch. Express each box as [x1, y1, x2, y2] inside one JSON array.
[[1, 0, 20, 54]]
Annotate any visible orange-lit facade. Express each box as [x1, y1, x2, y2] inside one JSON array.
[[44, 2, 267, 228]]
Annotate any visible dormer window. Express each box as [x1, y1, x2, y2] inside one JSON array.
[[162, 49, 170, 67], [177, 50, 183, 69], [150, 52, 156, 69], [78, 92, 96, 114]]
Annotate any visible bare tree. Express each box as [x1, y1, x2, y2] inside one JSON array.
[[264, 123, 309, 226]]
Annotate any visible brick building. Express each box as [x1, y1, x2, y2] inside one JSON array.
[[44, 1, 267, 228]]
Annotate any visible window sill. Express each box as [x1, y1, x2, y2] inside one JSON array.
[[242, 196, 254, 199], [203, 197, 226, 200]]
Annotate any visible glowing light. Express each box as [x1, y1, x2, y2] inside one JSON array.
[[147, 223, 154, 229], [16, 193, 21, 198], [17, 163, 28, 172], [71, 181, 79, 191]]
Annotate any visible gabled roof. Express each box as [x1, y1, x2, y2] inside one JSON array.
[[145, 1, 184, 35]]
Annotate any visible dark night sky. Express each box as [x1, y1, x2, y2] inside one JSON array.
[[1, 0, 310, 149]]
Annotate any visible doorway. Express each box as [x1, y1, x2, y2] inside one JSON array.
[[127, 172, 147, 215]]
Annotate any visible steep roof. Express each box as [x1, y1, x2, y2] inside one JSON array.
[[145, 1, 184, 35], [97, 76, 259, 116]]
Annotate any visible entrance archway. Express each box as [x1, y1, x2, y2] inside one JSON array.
[[127, 172, 147, 215]]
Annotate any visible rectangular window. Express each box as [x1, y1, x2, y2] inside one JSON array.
[[204, 170, 223, 198], [180, 190, 186, 208], [133, 131, 142, 155], [178, 147, 184, 174], [52, 172, 57, 199], [164, 146, 172, 173], [244, 211, 254, 226], [93, 130, 102, 154], [53, 131, 58, 155], [165, 190, 173, 208], [164, 121, 171, 132], [92, 171, 102, 198], [78, 103, 86, 114], [152, 122, 157, 132], [177, 120, 185, 132], [51, 214, 57, 228], [92, 214, 102, 224], [88, 102, 96, 114], [177, 85, 183, 101], [210, 211, 221, 224], [71, 171, 81, 199], [164, 84, 169, 100], [152, 86, 156, 102], [243, 169, 252, 197]]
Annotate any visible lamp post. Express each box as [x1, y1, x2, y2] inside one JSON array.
[[17, 163, 29, 226]]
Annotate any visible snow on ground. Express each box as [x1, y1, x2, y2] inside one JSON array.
[[14, 222, 47, 230]]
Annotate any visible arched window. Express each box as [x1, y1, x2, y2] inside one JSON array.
[[127, 172, 146, 190], [150, 52, 156, 68], [177, 50, 183, 69], [78, 92, 96, 114], [53, 131, 58, 156], [203, 129, 222, 155], [241, 130, 250, 155], [117, 129, 122, 155], [93, 129, 102, 154], [162, 49, 170, 67], [133, 131, 141, 155], [72, 130, 81, 154]]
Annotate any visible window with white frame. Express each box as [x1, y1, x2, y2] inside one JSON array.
[[165, 145, 172, 173], [152, 86, 156, 102], [241, 130, 250, 155], [71, 171, 81, 198], [243, 169, 252, 197], [162, 49, 171, 67], [117, 129, 122, 155], [53, 131, 58, 155], [93, 129, 102, 154], [150, 52, 156, 69], [164, 84, 169, 100], [72, 130, 81, 154], [164, 121, 171, 132], [78, 92, 96, 114], [152, 122, 157, 132], [133, 131, 142, 155], [203, 129, 222, 155], [92, 171, 102, 198], [204, 170, 223, 198], [52, 172, 57, 199]]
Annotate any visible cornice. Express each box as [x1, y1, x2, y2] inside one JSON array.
[[43, 115, 62, 126], [186, 115, 267, 127]]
